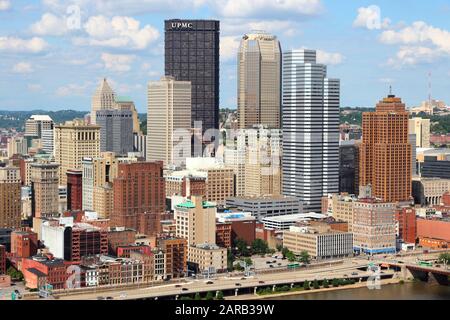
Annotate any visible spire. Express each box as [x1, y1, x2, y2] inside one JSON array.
[[388, 85, 395, 98]]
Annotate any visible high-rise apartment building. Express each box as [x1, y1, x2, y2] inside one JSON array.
[[409, 117, 431, 148], [0, 167, 21, 228], [238, 32, 281, 129], [147, 76, 192, 167], [359, 94, 412, 203], [282, 49, 340, 212], [54, 120, 100, 185], [165, 20, 220, 137], [30, 162, 59, 218], [111, 162, 165, 236], [352, 198, 397, 255], [96, 109, 134, 155], [91, 78, 116, 125]]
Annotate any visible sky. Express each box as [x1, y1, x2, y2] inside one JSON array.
[[1, 0, 450, 113]]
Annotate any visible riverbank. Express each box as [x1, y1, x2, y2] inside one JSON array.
[[226, 278, 404, 300]]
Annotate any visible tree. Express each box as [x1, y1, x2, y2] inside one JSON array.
[[281, 247, 290, 259], [7, 267, 23, 281], [252, 239, 269, 255], [331, 279, 340, 287], [235, 238, 251, 257], [322, 278, 329, 288], [286, 251, 296, 262], [312, 279, 320, 290], [276, 244, 283, 252], [244, 257, 253, 267], [205, 292, 214, 301], [438, 253, 450, 265], [303, 280, 310, 290], [299, 251, 311, 264], [227, 249, 235, 271], [216, 291, 224, 300], [194, 293, 201, 300]]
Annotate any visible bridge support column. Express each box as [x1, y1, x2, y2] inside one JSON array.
[[216, 291, 219, 298], [290, 283, 294, 289], [155, 297, 158, 300], [175, 295, 179, 300], [235, 289, 238, 297], [272, 285, 276, 292], [254, 287, 257, 295]]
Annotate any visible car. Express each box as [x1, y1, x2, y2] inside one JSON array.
[[266, 261, 271, 264], [206, 281, 214, 285], [272, 260, 277, 263], [351, 272, 358, 276], [175, 284, 182, 288], [258, 281, 265, 284], [344, 274, 348, 277], [240, 277, 246, 280], [235, 283, 241, 287], [97, 296, 106, 300], [269, 265, 274, 268], [182, 288, 189, 291], [277, 263, 282, 266], [106, 297, 114, 300]]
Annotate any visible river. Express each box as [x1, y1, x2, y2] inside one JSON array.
[[264, 282, 450, 300]]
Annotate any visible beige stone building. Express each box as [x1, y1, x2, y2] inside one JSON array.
[[91, 78, 116, 125], [225, 126, 281, 197], [412, 177, 450, 206], [55, 119, 100, 185], [30, 162, 60, 218], [147, 76, 191, 167], [174, 196, 216, 247], [0, 167, 21, 228], [283, 225, 353, 260], [330, 193, 357, 232], [238, 32, 281, 129], [93, 184, 114, 219], [409, 118, 430, 148], [188, 244, 227, 273]]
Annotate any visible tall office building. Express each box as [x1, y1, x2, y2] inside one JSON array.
[[67, 169, 82, 211], [30, 162, 59, 218], [339, 140, 360, 195], [115, 97, 142, 135], [96, 109, 134, 155], [282, 49, 340, 212], [111, 162, 165, 236], [359, 94, 412, 203], [237, 32, 281, 129], [164, 20, 220, 138], [409, 117, 431, 148], [41, 129, 54, 155], [147, 76, 192, 167], [91, 78, 116, 124], [54, 120, 100, 185], [24, 115, 54, 138], [0, 167, 21, 228]]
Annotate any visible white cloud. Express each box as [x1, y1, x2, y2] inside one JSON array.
[[28, 84, 42, 92], [12, 62, 34, 74], [0, 37, 48, 53], [31, 13, 68, 36], [55, 82, 92, 97], [353, 5, 391, 30], [212, 0, 322, 19], [220, 36, 241, 61], [316, 50, 345, 65], [73, 15, 159, 50], [101, 53, 135, 72], [380, 21, 450, 66], [0, 0, 11, 11]]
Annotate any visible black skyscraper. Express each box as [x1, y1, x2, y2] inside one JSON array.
[[164, 19, 220, 136]]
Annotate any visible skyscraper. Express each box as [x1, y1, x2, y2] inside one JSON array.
[[164, 19, 220, 138], [238, 32, 281, 129], [282, 49, 340, 212], [24, 115, 54, 138], [91, 78, 116, 125], [96, 109, 134, 155], [0, 167, 21, 228], [30, 162, 59, 218], [111, 162, 165, 236], [54, 120, 100, 185], [147, 76, 192, 167], [359, 94, 412, 203], [409, 117, 431, 148]]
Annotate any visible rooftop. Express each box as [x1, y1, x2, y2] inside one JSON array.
[[176, 200, 216, 209], [262, 213, 327, 222]]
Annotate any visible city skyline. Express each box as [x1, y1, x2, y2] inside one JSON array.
[[1, 0, 450, 112]]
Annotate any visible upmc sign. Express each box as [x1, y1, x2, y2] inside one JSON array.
[[171, 22, 194, 29]]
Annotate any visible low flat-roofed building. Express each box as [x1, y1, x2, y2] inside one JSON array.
[[262, 213, 327, 230], [283, 225, 353, 260], [188, 243, 227, 274]]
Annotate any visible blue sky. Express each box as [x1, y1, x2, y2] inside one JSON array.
[[1, 0, 450, 112]]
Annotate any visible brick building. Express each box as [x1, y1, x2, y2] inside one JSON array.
[[395, 207, 417, 244], [11, 230, 39, 258], [0, 245, 5, 274], [67, 169, 83, 211], [111, 162, 165, 236], [22, 255, 68, 289], [158, 236, 187, 279], [417, 218, 450, 248], [107, 227, 137, 255], [215, 222, 232, 248], [117, 245, 152, 258]]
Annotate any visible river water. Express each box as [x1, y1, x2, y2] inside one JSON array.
[[264, 282, 450, 300]]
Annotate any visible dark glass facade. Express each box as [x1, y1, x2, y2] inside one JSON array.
[[164, 19, 220, 134]]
